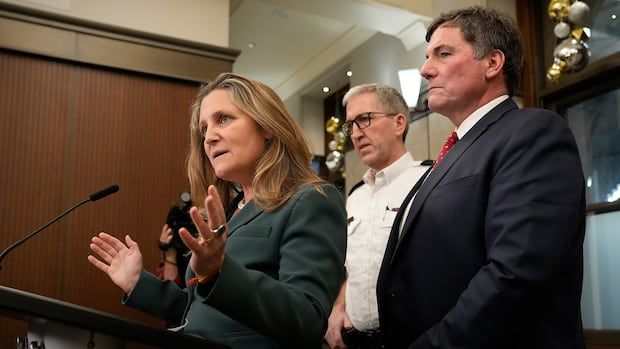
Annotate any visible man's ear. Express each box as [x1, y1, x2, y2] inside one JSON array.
[[394, 113, 407, 137], [485, 49, 505, 79]]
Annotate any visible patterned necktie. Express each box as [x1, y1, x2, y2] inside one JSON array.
[[433, 131, 458, 169]]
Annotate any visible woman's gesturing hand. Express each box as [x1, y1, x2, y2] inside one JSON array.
[[179, 185, 228, 280], [88, 232, 143, 294]]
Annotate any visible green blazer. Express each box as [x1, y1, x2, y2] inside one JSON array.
[[125, 184, 347, 348]]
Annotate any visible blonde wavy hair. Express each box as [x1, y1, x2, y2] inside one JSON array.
[[187, 72, 325, 212]]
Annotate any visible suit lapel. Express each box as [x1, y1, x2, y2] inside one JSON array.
[[387, 99, 518, 267], [226, 202, 264, 237], [378, 166, 432, 285]]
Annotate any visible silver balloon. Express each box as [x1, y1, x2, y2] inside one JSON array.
[[554, 21, 571, 39], [553, 38, 590, 72], [328, 140, 338, 151], [325, 151, 344, 172], [568, 1, 590, 26], [334, 131, 346, 143]]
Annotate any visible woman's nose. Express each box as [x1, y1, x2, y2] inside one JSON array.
[[204, 130, 219, 145]]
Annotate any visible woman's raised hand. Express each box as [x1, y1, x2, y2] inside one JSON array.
[[178, 185, 228, 280], [88, 232, 143, 294]]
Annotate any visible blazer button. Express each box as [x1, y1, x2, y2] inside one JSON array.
[[390, 291, 400, 297]]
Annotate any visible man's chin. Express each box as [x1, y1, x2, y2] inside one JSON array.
[[361, 154, 377, 167], [426, 96, 446, 114]]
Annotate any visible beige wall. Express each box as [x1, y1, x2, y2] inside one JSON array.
[[302, 95, 326, 156], [0, 0, 229, 47]]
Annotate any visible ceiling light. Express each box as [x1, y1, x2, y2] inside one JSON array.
[[248, 42, 256, 48], [346, 70, 353, 77], [398, 69, 422, 108], [322, 86, 331, 93]]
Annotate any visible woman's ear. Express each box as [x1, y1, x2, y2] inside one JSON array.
[[264, 132, 274, 147]]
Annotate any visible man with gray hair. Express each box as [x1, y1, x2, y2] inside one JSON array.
[[324, 83, 431, 349]]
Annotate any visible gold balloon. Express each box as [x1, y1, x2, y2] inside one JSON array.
[[546, 0, 591, 82], [546, 65, 561, 83], [548, 0, 570, 22], [570, 27, 590, 41], [546, 59, 567, 83], [325, 116, 341, 135]]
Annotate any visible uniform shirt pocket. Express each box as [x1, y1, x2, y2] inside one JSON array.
[[381, 209, 398, 228], [347, 218, 361, 236]]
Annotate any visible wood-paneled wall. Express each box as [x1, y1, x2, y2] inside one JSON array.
[[0, 49, 201, 346]]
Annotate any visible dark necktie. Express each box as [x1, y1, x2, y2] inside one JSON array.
[[432, 131, 458, 169]]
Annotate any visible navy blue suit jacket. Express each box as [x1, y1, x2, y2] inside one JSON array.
[[377, 99, 586, 348]]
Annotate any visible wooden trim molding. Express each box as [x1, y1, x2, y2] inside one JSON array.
[[0, 1, 240, 82], [587, 201, 620, 216], [515, 0, 551, 108], [585, 330, 620, 346], [539, 52, 620, 100]]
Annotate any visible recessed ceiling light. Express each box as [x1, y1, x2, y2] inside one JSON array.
[[346, 70, 353, 77], [322, 86, 331, 93], [248, 42, 256, 48]]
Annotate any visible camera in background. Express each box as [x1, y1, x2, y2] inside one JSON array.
[[166, 191, 198, 253]]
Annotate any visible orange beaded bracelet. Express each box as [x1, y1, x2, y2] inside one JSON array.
[[186, 258, 224, 286]]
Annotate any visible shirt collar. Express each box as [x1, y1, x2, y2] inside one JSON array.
[[363, 152, 416, 187], [455, 95, 509, 139]]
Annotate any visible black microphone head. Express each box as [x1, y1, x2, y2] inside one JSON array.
[[89, 185, 119, 201]]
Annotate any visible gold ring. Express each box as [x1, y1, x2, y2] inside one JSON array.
[[210, 224, 226, 236]]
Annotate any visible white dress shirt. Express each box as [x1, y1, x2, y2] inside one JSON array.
[[398, 95, 510, 234], [344, 152, 429, 331]]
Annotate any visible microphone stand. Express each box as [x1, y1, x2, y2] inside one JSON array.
[[0, 198, 90, 271], [0, 184, 119, 271]]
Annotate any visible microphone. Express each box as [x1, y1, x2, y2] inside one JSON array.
[[0, 184, 120, 271], [89, 184, 119, 201]]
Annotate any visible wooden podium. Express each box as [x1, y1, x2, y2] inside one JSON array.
[[0, 285, 229, 349]]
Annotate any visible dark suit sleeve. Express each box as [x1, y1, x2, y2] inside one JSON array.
[[198, 184, 347, 347], [123, 269, 189, 325], [413, 111, 584, 347]]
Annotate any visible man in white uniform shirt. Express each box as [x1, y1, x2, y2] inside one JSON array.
[[324, 84, 431, 349]]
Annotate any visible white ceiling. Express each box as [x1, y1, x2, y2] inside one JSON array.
[[229, 0, 433, 100]]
